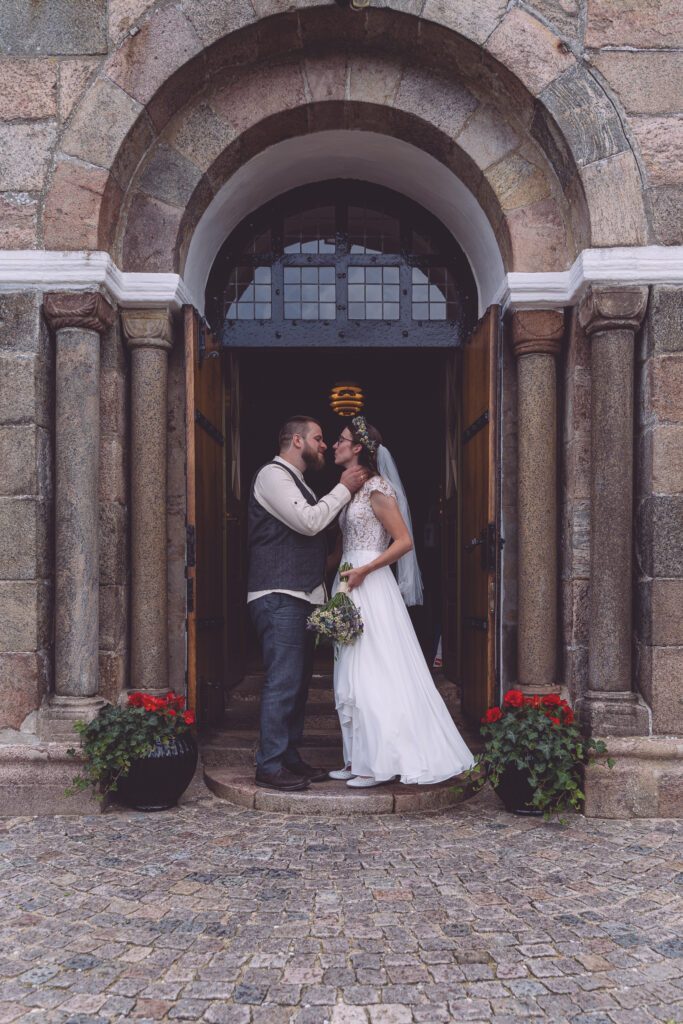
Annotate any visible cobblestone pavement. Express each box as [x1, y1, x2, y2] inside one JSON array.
[[1, 786, 682, 1024]]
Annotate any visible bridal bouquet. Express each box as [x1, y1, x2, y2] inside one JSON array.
[[307, 562, 364, 650]]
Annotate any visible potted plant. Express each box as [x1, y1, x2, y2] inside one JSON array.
[[470, 689, 613, 820], [68, 692, 198, 811]]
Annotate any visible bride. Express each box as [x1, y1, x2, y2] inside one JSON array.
[[328, 416, 475, 788]]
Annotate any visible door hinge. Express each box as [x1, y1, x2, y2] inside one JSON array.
[[186, 524, 196, 567]]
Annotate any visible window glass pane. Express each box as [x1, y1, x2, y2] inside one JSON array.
[[348, 284, 364, 302], [384, 303, 400, 319], [224, 265, 272, 321], [383, 267, 399, 284], [411, 266, 459, 321], [366, 267, 382, 284], [348, 267, 364, 283], [255, 303, 271, 319], [348, 303, 365, 319], [366, 284, 382, 302], [283, 267, 337, 320], [284, 205, 335, 254], [348, 206, 400, 254], [366, 304, 382, 319], [384, 285, 400, 302]]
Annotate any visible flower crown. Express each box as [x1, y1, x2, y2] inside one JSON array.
[[351, 415, 378, 454]]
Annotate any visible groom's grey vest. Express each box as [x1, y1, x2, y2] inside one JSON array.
[[248, 461, 328, 593]]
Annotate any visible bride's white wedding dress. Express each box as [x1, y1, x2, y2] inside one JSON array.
[[333, 476, 475, 784]]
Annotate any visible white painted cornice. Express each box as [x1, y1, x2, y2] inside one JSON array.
[[0, 246, 681, 315], [500, 246, 683, 310], [0, 251, 197, 311]]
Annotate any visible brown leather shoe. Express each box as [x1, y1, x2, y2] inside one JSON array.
[[255, 768, 310, 791]]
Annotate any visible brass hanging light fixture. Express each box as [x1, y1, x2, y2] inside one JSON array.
[[330, 382, 364, 417]]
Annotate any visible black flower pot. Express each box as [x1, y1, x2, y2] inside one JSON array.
[[116, 733, 198, 811], [494, 765, 542, 816]]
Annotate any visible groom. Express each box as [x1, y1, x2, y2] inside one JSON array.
[[247, 414, 367, 792]]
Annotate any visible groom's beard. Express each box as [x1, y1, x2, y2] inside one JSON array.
[[302, 448, 325, 472]]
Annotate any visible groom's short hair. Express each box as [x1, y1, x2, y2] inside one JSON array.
[[278, 414, 320, 451]]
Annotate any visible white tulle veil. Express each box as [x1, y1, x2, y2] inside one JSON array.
[[377, 445, 424, 607]]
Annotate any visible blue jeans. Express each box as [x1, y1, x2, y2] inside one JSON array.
[[249, 593, 314, 773]]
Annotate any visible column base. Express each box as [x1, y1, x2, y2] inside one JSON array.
[[575, 690, 651, 738], [37, 695, 107, 743], [584, 736, 683, 818], [517, 681, 563, 697]]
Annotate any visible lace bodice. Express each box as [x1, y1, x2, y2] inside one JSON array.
[[340, 475, 396, 551]]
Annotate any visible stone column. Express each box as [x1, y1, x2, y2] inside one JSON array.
[[577, 286, 650, 736], [121, 309, 173, 693], [511, 310, 565, 694], [39, 292, 115, 740]]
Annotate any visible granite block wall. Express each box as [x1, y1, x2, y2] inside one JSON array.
[[636, 287, 683, 735], [0, 293, 53, 731]]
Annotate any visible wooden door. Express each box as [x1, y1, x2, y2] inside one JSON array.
[[223, 350, 246, 689], [185, 306, 225, 725], [460, 306, 500, 722], [441, 350, 460, 682]]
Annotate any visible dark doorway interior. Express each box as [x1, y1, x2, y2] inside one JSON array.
[[239, 347, 447, 667]]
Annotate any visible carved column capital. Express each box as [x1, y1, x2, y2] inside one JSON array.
[[122, 308, 173, 352], [44, 291, 115, 334], [511, 309, 564, 358], [579, 286, 648, 336]]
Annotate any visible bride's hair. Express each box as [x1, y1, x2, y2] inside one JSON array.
[[349, 419, 383, 477]]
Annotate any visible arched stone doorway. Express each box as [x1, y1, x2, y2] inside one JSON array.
[[189, 179, 493, 728]]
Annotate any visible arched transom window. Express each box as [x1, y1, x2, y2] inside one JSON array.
[[206, 181, 477, 347]]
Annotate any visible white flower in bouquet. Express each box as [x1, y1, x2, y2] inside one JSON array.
[[306, 562, 364, 651]]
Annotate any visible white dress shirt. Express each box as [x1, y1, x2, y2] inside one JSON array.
[[247, 456, 351, 605]]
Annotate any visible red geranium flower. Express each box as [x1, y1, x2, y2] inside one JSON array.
[[541, 693, 562, 706], [482, 707, 503, 724], [562, 707, 574, 725], [183, 710, 195, 726], [524, 695, 541, 708], [503, 689, 525, 707], [550, 716, 561, 726]]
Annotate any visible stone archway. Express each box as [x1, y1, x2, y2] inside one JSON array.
[[45, 3, 648, 268]]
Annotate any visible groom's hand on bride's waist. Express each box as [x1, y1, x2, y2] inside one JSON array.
[[340, 466, 368, 494]]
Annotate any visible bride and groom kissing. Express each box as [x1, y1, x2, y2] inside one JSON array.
[[248, 413, 474, 792]]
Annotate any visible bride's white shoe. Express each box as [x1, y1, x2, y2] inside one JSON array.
[[346, 776, 381, 788], [328, 767, 355, 781]]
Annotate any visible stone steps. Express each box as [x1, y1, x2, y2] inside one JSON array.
[[201, 670, 480, 812], [204, 767, 476, 815]]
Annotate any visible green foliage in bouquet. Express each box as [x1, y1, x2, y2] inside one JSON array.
[[307, 562, 364, 651]]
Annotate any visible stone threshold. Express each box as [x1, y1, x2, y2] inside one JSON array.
[[204, 766, 476, 815]]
